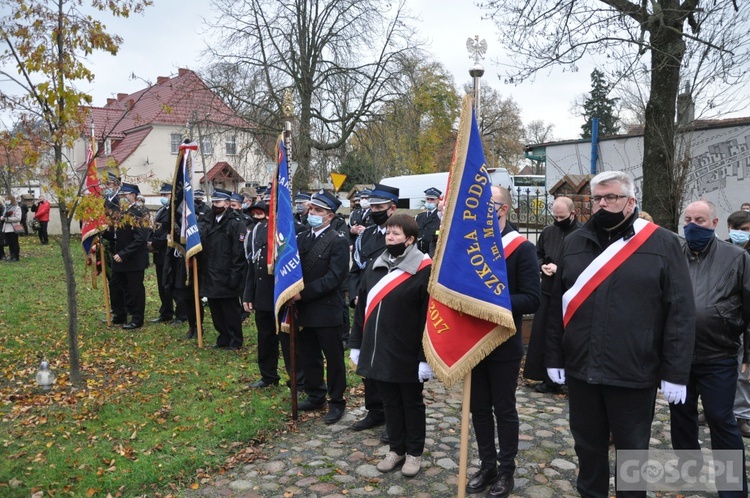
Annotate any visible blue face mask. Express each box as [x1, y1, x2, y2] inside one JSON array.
[[424, 202, 436, 211], [729, 229, 750, 246], [307, 214, 324, 228], [160, 197, 170, 207], [683, 223, 715, 252], [104, 188, 114, 198]]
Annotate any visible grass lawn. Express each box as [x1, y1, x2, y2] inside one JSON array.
[[0, 235, 320, 497]]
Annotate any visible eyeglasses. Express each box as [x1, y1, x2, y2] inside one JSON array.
[[492, 201, 505, 210], [591, 194, 627, 204]]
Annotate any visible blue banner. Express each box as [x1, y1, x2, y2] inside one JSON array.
[[272, 137, 304, 329], [169, 142, 202, 261]]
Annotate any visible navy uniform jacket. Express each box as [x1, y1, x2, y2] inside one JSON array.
[[483, 223, 541, 362], [416, 209, 441, 257], [104, 203, 150, 273], [243, 220, 274, 312], [349, 224, 386, 304], [149, 205, 171, 265], [295, 225, 349, 328], [197, 209, 247, 299]]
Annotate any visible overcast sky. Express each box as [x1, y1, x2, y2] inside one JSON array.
[[79, 0, 594, 142]]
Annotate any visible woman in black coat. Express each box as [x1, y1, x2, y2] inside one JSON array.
[[349, 214, 432, 478]]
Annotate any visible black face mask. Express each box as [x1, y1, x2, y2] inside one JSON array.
[[371, 209, 390, 226], [212, 205, 226, 216], [554, 216, 574, 230], [386, 242, 407, 257], [594, 207, 626, 230]]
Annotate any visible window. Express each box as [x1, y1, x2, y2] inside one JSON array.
[[170, 133, 182, 154], [104, 138, 112, 156], [201, 136, 213, 155], [225, 135, 237, 156]]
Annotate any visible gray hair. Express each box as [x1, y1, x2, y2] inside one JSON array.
[[590, 171, 635, 198]]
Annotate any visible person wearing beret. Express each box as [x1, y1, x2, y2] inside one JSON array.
[[102, 182, 150, 330], [415, 187, 442, 258], [292, 190, 350, 424], [198, 188, 248, 350]]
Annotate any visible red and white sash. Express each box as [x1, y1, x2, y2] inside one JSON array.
[[364, 253, 432, 325], [502, 231, 527, 259], [562, 218, 658, 327]]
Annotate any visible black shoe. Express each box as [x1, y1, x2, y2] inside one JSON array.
[[324, 405, 345, 424], [380, 429, 389, 444], [487, 474, 513, 498], [352, 413, 385, 431], [122, 322, 143, 330], [107, 316, 127, 325], [171, 318, 186, 326], [298, 398, 326, 411], [183, 329, 196, 340], [466, 465, 498, 494], [149, 316, 172, 323], [535, 381, 562, 394], [225, 345, 241, 351], [249, 379, 279, 388], [212, 344, 228, 349]]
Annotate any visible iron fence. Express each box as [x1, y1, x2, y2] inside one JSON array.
[[508, 187, 593, 241]]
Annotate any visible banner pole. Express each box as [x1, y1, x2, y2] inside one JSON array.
[[192, 258, 203, 348], [289, 303, 298, 422], [100, 238, 111, 326], [458, 373, 472, 498]]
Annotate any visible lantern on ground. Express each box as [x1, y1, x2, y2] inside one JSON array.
[[35, 360, 55, 390]]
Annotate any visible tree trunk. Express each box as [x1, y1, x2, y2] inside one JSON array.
[[59, 204, 82, 387], [293, 94, 313, 192], [641, 8, 686, 232]]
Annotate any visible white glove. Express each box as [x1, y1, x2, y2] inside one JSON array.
[[547, 368, 566, 385], [418, 362, 434, 382], [349, 348, 360, 366], [660, 380, 687, 404]]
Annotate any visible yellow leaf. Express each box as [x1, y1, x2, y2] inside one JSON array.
[[87, 488, 97, 497], [190, 483, 199, 490]]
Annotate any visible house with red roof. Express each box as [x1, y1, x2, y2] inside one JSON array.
[[68, 68, 271, 197]]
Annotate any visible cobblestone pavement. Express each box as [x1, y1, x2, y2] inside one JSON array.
[[178, 380, 748, 497]]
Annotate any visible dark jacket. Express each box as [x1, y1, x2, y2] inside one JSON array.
[[103, 203, 150, 273], [348, 207, 373, 244], [546, 214, 696, 388], [536, 217, 583, 295], [295, 225, 349, 328], [350, 244, 431, 383], [416, 209, 441, 257], [243, 220, 274, 312], [198, 209, 247, 298], [149, 205, 171, 265], [682, 236, 750, 363], [482, 223, 541, 362], [349, 224, 387, 303]]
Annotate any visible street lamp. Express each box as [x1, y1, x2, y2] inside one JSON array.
[[35, 360, 55, 390], [466, 35, 488, 125]]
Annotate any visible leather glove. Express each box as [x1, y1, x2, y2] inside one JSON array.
[[349, 348, 360, 366], [547, 368, 566, 385], [418, 362, 434, 382], [660, 380, 687, 404]]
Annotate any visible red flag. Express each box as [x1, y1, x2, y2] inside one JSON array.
[[80, 137, 107, 255]]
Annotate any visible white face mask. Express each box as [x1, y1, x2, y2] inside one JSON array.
[[308, 214, 324, 228], [360, 199, 370, 209]]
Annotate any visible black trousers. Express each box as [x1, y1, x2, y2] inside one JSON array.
[[470, 357, 521, 474], [567, 376, 656, 498], [378, 380, 425, 456], [110, 270, 145, 325], [256, 310, 305, 386], [363, 377, 384, 418], [207, 297, 243, 348], [5, 232, 19, 259], [524, 293, 553, 382], [38, 221, 48, 244], [175, 286, 203, 331], [298, 325, 346, 407], [154, 261, 174, 319]]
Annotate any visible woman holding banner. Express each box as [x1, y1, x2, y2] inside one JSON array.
[[348, 214, 433, 478]]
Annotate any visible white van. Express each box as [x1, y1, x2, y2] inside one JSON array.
[[380, 168, 512, 209]]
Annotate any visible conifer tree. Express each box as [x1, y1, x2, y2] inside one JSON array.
[[580, 69, 620, 139]]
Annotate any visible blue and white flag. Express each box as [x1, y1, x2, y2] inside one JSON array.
[[169, 141, 202, 265], [269, 136, 303, 331]]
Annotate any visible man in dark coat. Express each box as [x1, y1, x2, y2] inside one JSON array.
[[349, 189, 373, 244], [193, 189, 210, 221], [148, 183, 186, 325], [292, 190, 350, 424], [524, 196, 582, 393], [198, 188, 248, 350], [347, 184, 399, 434], [415, 187, 442, 257], [545, 171, 695, 498], [230, 192, 255, 233], [102, 182, 150, 330], [466, 186, 540, 497], [293, 192, 311, 233]]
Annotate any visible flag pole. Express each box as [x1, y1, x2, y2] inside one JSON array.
[[458, 373, 472, 498], [192, 258, 203, 348], [288, 303, 298, 421], [100, 239, 111, 326]]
